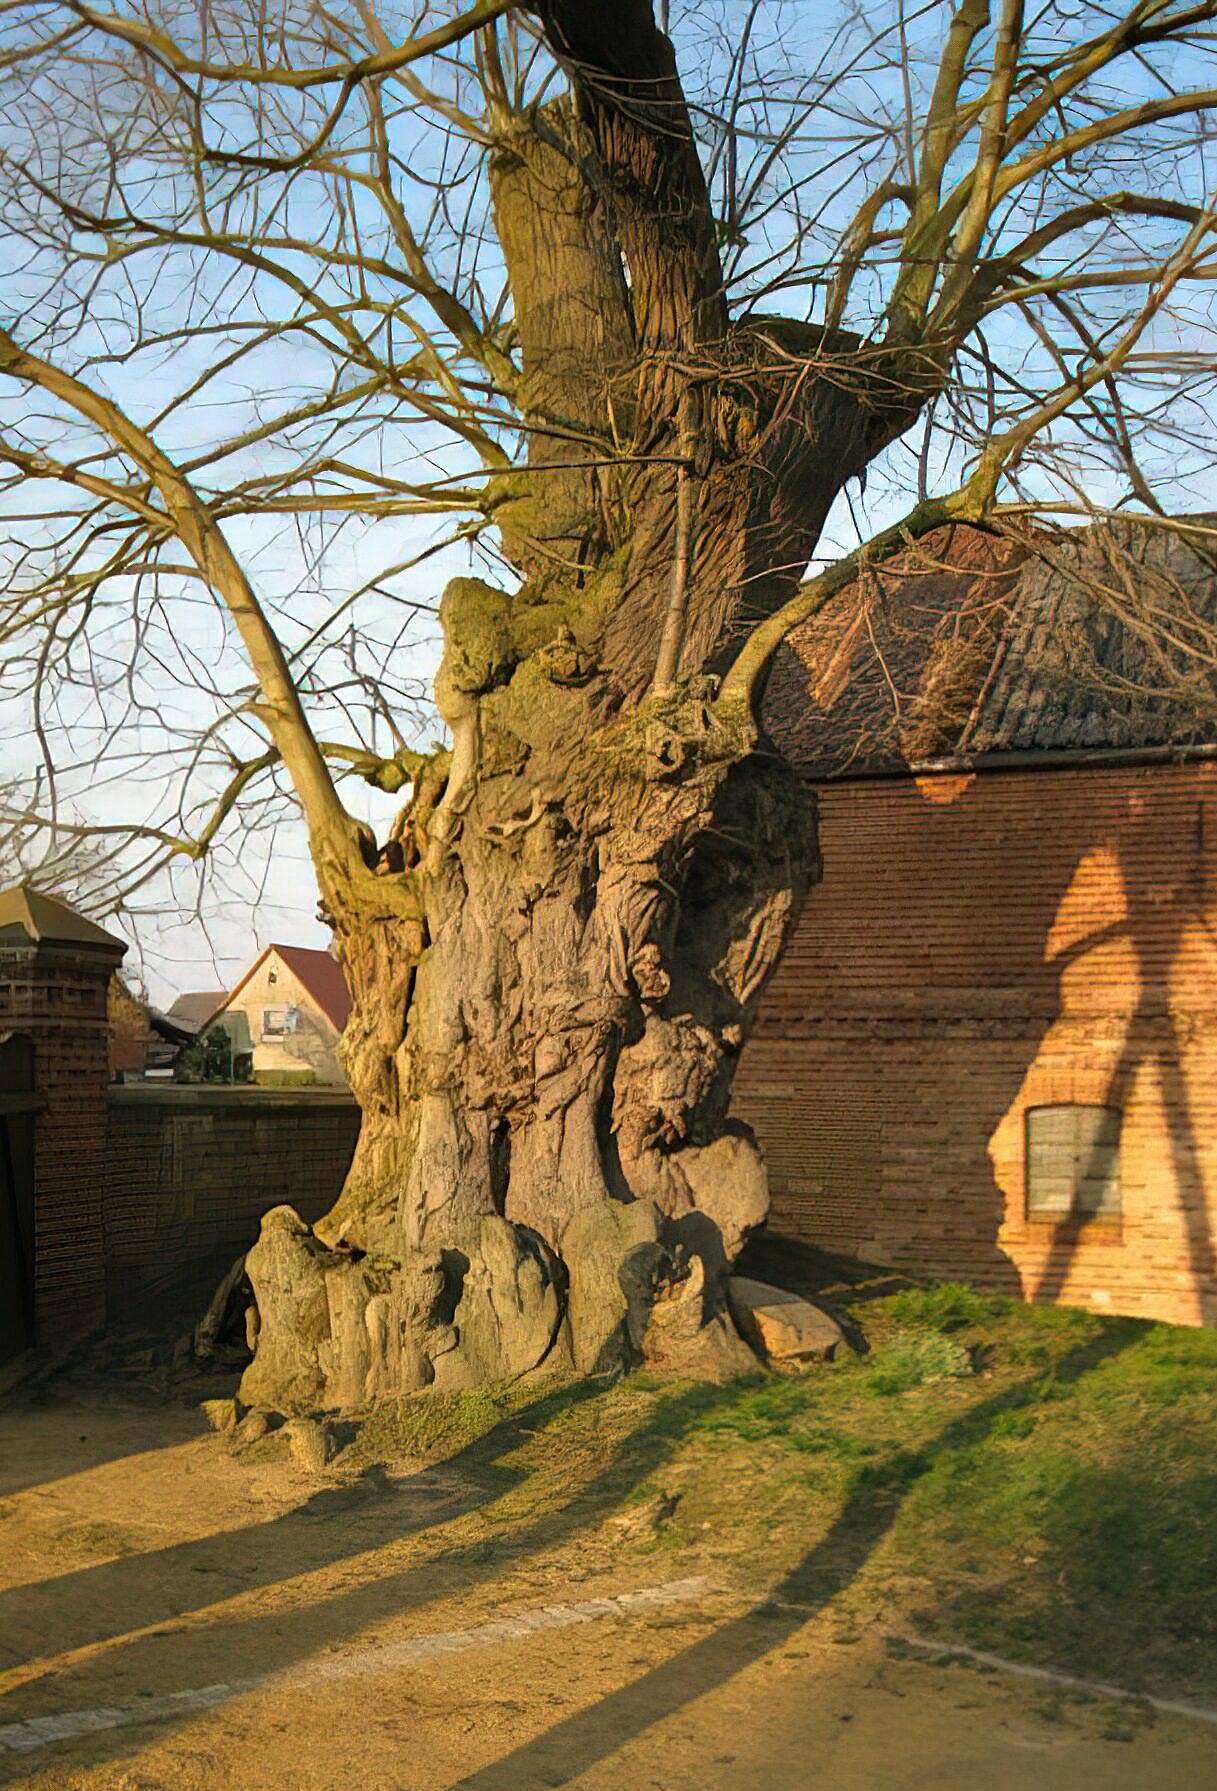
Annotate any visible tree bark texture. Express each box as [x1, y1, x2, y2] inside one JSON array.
[[242, 668, 818, 1408], [240, 8, 927, 1412]]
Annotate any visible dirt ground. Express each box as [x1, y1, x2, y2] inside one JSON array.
[[1, 1377, 1215, 1790]]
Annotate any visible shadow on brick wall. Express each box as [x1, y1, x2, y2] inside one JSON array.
[[102, 1088, 360, 1335], [739, 764, 1217, 1323]]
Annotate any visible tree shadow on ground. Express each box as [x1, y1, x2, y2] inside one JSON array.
[[0, 1372, 748, 1782], [930, 1454, 1217, 1691], [1, 1328, 1141, 1788], [0, 1377, 601, 1671], [446, 1326, 1140, 1791], [0, 1382, 208, 1502]]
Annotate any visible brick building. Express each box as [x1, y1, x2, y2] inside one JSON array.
[[736, 520, 1217, 1327]]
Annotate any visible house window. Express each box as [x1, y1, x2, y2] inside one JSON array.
[[1025, 1105, 1121, 1221], [262, 1006, 297, 1040]]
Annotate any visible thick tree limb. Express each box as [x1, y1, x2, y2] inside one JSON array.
[[0, 326, 362, 878], [530, 0, 727, 350]]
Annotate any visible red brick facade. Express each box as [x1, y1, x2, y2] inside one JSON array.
[[0, 936, 120, 1363], [734, 760, 1217, 1326]]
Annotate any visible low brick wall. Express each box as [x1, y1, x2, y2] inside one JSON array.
[[104, 1084, 359, 1316], [735, 761, 1217, 1327]]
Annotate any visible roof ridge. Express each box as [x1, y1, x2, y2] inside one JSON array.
[[205, 940, 352, 1034]]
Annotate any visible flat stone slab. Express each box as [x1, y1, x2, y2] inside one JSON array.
[[727, 1276, 844, 1364]]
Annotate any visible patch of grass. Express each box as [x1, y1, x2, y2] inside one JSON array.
[[336, 1283, 1217, 1706], [1098, 1702, 1157, 1743], [864, 1329, 974, 1394], [348, 1383, 526, 1465], [884, 1283, 996, 1333]]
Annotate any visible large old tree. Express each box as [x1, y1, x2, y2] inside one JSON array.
[[3, 1, 1217, 1405]]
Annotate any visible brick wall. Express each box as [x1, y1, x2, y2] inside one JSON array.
[[734, 760, 1217, 1326], [0, 941, 117, 1357], [103, 1085, 360, 1315]]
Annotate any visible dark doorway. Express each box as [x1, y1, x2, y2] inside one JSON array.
[[0, 1034, 37, 1365]]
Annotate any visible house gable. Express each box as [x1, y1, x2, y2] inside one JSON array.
[[204, 945, 350, 1086]]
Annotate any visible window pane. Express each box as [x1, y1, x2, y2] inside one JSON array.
[[1026, 1106, 1121, 1219]]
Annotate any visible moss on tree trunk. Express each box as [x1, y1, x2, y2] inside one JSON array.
[[242, 649, 818, 1408]]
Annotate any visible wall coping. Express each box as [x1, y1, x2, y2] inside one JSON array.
[[0, 939, 123, 971], [108, 1082, 358, 1110]]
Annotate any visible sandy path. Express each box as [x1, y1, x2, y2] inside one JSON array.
[[1, 1382, 1213, 1790]]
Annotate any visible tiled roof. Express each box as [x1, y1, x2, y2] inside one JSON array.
[[762, 519, 1217, 778], [959, 522, 1217, 755], [166, 990, 229, 1032], [201, 944, 352, 1036], [149, 1008, 196, 1045]]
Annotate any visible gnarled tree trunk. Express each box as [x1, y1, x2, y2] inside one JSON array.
[[242, 662, 818, 1409], [240, 2, 923, 1412]]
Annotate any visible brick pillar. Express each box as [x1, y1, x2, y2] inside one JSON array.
[[0, 885, 126, 1363]]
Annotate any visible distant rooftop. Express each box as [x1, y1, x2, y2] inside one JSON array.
[[268, 944, 352, 1032], [165, 989, 229, 1033], [763, 518, 1217, 779]]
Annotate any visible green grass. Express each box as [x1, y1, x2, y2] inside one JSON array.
[[351, 1384, 521, 1462], [339, 1283, 1217, 1703], [863, 1327, 974, 1394]]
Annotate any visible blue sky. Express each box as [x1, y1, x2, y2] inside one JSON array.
[[1, 0, 1215, 1002]]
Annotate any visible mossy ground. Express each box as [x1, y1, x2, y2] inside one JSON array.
[[337, 1281, 1217, 1704]]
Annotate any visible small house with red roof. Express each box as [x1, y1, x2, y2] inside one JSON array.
[[200, 944, 352, 1087]]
